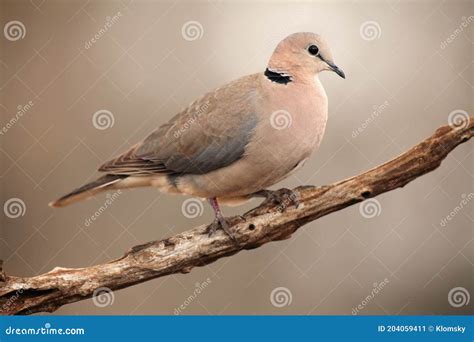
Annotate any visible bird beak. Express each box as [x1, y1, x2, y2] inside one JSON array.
[[320, 55, 345, 79], [327, 61, 345, 79]]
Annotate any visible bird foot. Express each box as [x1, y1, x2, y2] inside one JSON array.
[[207, 216, 239, 245], [254, 188, 300, 211]]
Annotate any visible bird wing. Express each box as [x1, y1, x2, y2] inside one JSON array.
[[99, 74, 260, 176]]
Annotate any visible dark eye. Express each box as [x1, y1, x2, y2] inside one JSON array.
[[308, 45, 319, 56]]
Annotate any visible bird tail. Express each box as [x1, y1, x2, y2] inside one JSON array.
[[49, 174, 126, 208]]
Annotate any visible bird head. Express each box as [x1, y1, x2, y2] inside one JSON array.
[[267, 32, 345, 81]]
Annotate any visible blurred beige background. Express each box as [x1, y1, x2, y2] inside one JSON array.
[[0, 0, 472, 315]]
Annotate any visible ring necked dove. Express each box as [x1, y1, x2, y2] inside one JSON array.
[[50, 32, 345, 240]]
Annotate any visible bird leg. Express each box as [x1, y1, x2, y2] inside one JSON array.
[[207, 197, 238, 243], [251, 188, 300, 211]]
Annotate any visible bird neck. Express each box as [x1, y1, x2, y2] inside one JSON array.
[[264, 68, 293, 85], [265, 64, 318, 86]]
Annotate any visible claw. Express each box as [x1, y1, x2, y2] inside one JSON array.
[[252, 188, 300, 211], [207, 217, 238, 244], [207, 219, 218, 237], [207, 197, 239, 245]]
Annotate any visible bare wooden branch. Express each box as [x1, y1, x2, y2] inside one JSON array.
[[1, 117, 472, 315]]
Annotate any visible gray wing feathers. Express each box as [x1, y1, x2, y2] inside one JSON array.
[[160, 115, 258, 174]]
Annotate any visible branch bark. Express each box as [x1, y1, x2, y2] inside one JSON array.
[[1, 117, 472, 315]]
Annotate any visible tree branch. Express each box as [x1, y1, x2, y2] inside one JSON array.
[[1, 117, 472, 315]]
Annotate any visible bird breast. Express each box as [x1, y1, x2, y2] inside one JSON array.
[[248, 78, 329, 175]]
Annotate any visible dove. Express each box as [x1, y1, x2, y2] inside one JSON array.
[[50, 32, 345, 241]]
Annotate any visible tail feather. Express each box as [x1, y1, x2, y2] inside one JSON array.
[[49, 174, 126, 208]]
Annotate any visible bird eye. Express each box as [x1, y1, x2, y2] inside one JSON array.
[[308, 45, 319, 56]]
